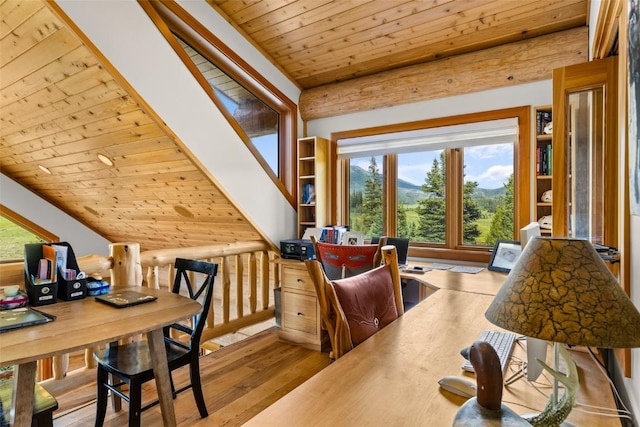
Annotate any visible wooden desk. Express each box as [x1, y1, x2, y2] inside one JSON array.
[[0, 288, 201, 427], [245, 273, 620, 426]]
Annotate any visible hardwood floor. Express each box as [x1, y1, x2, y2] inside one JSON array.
[[46, 328, 330, 426]]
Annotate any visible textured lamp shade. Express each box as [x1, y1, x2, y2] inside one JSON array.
[[485, 237, 640, 348]]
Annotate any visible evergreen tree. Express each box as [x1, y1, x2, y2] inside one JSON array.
[[486, 174, 515, 245], [397, 204, 409, 237], [360, 157, 383, 237], [415, 154, 446, 242], [462, 179, 482, 244]]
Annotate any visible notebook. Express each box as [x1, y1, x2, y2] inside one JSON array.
[[95, 290, 158, 308], [0, 307, 55, 333]]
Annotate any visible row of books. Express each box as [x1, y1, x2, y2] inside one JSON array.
[[319, 226, 348, 244], [536, 110, 552, 136], [31, 244, 77, 285], [536, 144, 553, 176]]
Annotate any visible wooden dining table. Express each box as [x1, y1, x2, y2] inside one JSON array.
[[0, 287, 201, 427]]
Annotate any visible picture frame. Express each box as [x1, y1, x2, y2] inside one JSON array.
[[341, 231, 365, 246], [488, 240, 522, 273]]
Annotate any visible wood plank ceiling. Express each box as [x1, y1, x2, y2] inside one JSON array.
[[209, 0, 588, 89], [1, 0, 587, 252], [0, 0, 262, 251]]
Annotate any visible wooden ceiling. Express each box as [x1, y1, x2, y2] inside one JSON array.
[[0, 0, 262, 252], [1, 0, 588, 252], [208, 0, 588, 89]]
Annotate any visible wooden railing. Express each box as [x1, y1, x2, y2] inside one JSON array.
[[0, 241, 280, 380]]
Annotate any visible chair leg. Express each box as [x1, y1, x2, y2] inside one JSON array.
[[189, 358, 208, 418], [128, 379, 142, 427], [95, 366, 109, 427], [109, 373, 122, 412]]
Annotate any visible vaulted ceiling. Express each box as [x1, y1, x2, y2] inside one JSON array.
[[1, 0, 588, 251]]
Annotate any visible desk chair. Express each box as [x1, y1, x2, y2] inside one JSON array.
[[306, 245, 404, 359], [310, 236, 384, 280], [0, 382, 58, 427], [94, 258, 218, 427]]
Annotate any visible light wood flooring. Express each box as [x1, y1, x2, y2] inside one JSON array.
[[44, 327, 330, 426]]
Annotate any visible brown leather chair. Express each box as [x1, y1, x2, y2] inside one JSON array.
[[306, 245, 404, 359]]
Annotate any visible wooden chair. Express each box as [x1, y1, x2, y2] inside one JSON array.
[[306, 245, 404, 359], [310, 235, 385, 280], [93, 258, 218, 427], [0, 382, 58, 427]]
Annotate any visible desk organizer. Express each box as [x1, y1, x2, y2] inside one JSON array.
[[52, 242, 87, 301], [24, 242, 87, 305], [24, 243, 58, 306]]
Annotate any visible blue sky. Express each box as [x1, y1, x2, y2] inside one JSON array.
[[353, 142, 514, 190]]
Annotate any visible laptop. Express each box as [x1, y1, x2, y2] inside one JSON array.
[[95, 290, 157, 308], [371, 237, 410, 267], [0, 307, 55, 333]]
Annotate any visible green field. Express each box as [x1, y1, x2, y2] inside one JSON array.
[[401, 207, 493, 245], [0, 216, 45, 260]]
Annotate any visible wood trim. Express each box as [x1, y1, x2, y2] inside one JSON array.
[[300, 28, 587, 120], [0, 205, 58, 244], [332, 106, 530, 261], [592, 0, 623, 59]]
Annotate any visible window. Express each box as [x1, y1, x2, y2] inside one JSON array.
[[176, 37, 280, 174], [142, 1, 297, 200], [335, 108, 530, 262]]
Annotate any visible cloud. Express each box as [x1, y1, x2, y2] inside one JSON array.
[[466, 164, 513, 188]]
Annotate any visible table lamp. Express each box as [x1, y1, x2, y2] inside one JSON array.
[[485, 237, 640, 426]]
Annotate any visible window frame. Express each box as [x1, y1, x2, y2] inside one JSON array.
[[141, 0, 298, 205], [333, 107, 531, 263]]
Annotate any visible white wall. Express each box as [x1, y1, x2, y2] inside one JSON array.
[[1, 174, 110, 256], [56, 0, 299, 245], [307, 80, 552, 137]]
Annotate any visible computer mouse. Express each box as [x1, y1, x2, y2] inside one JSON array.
[[460, 346, 470, 360], [438, 376, 477, 398]]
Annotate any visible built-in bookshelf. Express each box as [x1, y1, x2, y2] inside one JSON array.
[[297, 136, 329, 238], [534, 106, 553, 234]]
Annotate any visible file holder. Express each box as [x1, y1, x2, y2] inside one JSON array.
[[53, 242, 87, 301], [24, 243, 58, 306]]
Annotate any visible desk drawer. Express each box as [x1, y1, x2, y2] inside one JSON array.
[[282, 265, 314, 293], [282, 291, 318, 336]]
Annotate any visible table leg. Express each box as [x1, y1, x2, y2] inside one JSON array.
[[11, 361, 37, 427], [147, 328, 176, 427]]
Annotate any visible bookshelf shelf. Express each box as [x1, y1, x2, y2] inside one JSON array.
[[534, 105, 553, 233], [297, 137, 330, 238]]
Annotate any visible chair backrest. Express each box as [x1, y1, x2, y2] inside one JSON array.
[[166, 258, 218, 350], [305, 245, 403, 359], [371, 236, 410, 266], [311, 235, 384, 280]]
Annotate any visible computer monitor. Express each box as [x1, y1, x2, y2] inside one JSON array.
[[519, 222, 546, 381], [520, 222, 541, 248], [371, 236, 410, 267]]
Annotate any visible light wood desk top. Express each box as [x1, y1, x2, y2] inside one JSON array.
[[0, 287, 201, 427], [245, 271, 620, 426]]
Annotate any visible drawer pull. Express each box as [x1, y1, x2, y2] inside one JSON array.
[[297, 278, 303, 282], [297, 312, 304, 316]]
